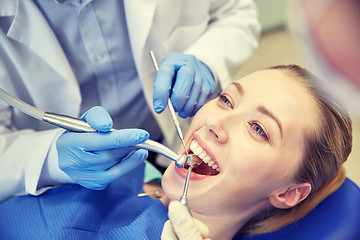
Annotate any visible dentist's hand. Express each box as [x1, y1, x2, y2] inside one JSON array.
[[161, 201, 210, 240], [153, 53, 215, 118], [56, 106, 149, 190]]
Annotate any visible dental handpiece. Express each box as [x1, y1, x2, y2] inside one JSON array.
[[0, 88, 189, 168], [43, 113, 190, 168], [149, 51, 189, 156]]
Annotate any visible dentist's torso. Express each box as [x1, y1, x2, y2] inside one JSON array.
[[0, 0, 214, 146]]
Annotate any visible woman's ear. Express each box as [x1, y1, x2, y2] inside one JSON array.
[[269, 183, 312, 209]]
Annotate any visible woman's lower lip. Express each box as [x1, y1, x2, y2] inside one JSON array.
[[174, 164, 209, 180]]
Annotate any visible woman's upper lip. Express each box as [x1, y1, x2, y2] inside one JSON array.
[[192, 133, 219, 167]]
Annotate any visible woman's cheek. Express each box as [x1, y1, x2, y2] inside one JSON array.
[[161, 165, 182, 201], [188, 102, 215, 129]]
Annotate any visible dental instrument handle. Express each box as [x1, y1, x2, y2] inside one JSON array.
[[149, 50, 160, 71], [179, 165, 194, 212], [43, 112, 98, 132], [167, 99, 187, 149], [149, 51, 189, 156]]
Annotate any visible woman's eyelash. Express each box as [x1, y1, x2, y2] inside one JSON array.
[[249, 122, 268, 140], [219, 94, 233, 108], [218, 94, 269, 142]]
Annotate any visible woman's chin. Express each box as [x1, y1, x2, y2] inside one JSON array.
[[161, 166, 183, 201], [162, 186, 182, 203]]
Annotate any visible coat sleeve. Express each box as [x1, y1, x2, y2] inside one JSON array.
[[184, 0, 261, 90], [0, 121, 71, 202], [0, 65, 72, 203]]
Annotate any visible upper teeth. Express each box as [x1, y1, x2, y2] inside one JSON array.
[[190, 139, 220, 172]]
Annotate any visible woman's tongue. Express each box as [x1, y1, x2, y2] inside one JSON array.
[[192, 161, 219, 176]]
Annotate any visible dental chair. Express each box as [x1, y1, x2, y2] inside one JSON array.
[[236, 178, 360, 240]]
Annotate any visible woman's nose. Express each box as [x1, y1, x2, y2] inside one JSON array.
[[205, 114, 230, 143]]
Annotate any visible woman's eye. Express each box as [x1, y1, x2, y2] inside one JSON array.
[[249, 122, 268, 140], [219, 94, 233, 108]]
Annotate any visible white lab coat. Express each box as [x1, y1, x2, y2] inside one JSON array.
[[0, 0, 260, 201]]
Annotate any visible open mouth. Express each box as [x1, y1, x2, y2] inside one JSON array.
[[185, 139, 220, 176]]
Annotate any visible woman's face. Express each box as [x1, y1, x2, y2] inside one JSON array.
[[162, 69, 318, 218]]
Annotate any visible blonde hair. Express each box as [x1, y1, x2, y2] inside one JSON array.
[[240, 65, 352, 235]]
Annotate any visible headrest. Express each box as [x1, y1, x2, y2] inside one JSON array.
[[236, 178, 360, 240]]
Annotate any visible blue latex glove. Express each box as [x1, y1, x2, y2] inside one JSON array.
[[153, 53, 215, 118], [56, 106, 149, 190]]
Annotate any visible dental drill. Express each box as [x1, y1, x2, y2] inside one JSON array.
[[0, 87, 191, 168]]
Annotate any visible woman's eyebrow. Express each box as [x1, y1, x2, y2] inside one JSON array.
[[230, 82, 244, 96], [230, 82, 283, 138], [257, 105, 283, 139]]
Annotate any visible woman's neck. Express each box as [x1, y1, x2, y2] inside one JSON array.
[[161, 193, 270, 239], [192, 200, 268, 240]]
